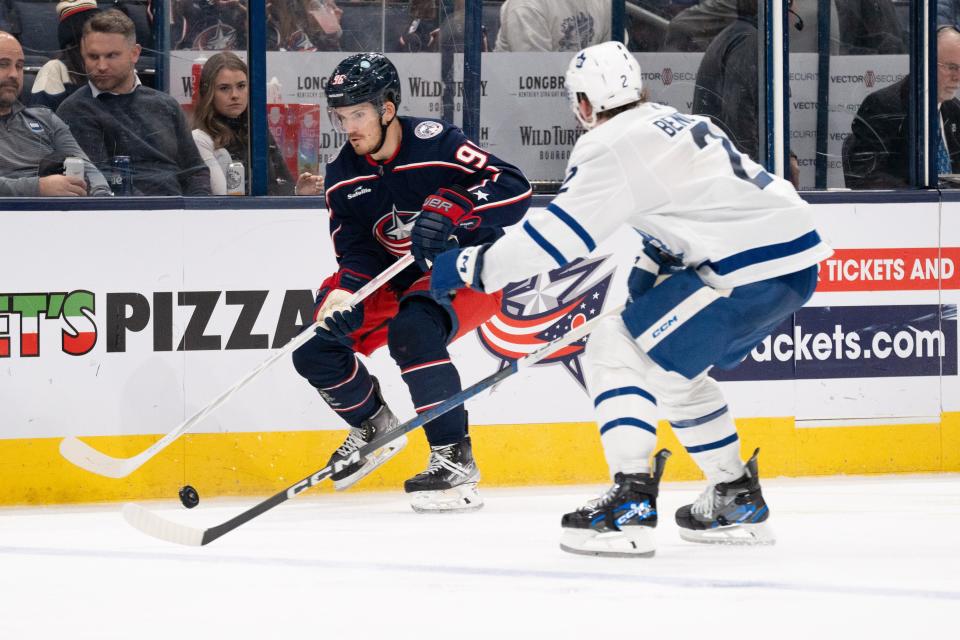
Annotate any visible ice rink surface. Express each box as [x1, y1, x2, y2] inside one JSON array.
[[2, 474, 958, 639]]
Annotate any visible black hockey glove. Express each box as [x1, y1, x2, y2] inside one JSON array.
[[411, 186, 481, 270], [317, 306, 365, 346]]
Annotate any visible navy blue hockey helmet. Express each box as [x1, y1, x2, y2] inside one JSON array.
[[325, 52, 402, 110]]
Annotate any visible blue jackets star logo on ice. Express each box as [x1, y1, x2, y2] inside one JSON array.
[[476, 255, 613, 388]]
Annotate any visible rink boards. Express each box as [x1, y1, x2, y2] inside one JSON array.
[[1, 200, 959, 504]]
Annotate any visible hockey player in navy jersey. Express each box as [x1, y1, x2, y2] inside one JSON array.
[[292, 53, 531, 512], [430, 42, 832, 552]]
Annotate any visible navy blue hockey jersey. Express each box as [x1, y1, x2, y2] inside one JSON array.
[[323, 116, 532, 290]]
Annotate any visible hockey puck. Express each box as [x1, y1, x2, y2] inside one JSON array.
[[178, 485, 200, 509]]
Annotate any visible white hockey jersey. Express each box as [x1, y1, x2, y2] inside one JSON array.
[[481, 102, 832, 291]]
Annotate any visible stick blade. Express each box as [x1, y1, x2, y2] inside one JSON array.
[[59, 436, 140, 479], [122, 503, 207, 547]]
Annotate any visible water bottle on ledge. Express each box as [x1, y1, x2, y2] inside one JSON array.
[[111, 156, 132, 196]]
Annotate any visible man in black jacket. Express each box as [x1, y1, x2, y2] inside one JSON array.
[[57, 9, 210, 196], [845, 26, 960, 188], [692, 0, 758, 162]]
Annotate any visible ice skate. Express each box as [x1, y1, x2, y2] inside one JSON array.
[[675, 448, 775, 545], [404, 436, 483, 513], [327, 379, 407, 491], [560, 449, 671, 558]]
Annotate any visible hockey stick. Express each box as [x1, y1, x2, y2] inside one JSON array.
[[59, 254, 416, 479], [122, 303, 625, 546]]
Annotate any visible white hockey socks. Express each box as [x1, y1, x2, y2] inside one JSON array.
[[592, 377, 659, 477], [668, 405, 744, 484]]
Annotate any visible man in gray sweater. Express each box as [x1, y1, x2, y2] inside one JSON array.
[[0, 31, 109, 197], [57, 9, 210, 196]]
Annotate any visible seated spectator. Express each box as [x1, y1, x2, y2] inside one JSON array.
[[191, 52, 322, 195], [0, 0, 20, 41], [665, 0, 904, 54], [57, 9, 210, 195], [940, 0, 960, 26], [834, 0, 906, 55], [691, 0, 759, 161], [418, 0, 489, 53], [625, 1, 689, 52], [267, 0, 343, 51], [0, 31, 109, 197], [663, 0, 737, 51], [28, 0, 101, 111], [396, 0, 440, 52], [845, 26, 960, 188], [494, 0, 611, 52], [691, 0, 800, 187], [172, 0, 247, 50]]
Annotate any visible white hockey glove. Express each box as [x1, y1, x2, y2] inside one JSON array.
[[429, 244, 488, 305]]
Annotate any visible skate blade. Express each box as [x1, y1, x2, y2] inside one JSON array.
[[332, 435, 408, 491], [409, 482, 483, 513], [678, 521, 776, 546], [559, 526, 656, 558]]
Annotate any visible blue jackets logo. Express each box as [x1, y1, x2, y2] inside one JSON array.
[[373, 205, 420, 256], [414, 121, 443, 139], [476, 255, 613, 387]]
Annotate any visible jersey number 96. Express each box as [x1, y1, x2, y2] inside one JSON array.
[[456, 144, 489, 169]]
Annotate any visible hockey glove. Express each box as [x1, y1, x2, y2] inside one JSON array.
[[320, 306, 365, 344], [313, 270, 370, 346], [627, 250, 660, 304], [627, 243, 687, 303], [411, 186, 480, 270], [429, 244, 488, 305]]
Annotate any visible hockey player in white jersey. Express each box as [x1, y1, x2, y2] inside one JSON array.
[[428, 41, 832, 557]]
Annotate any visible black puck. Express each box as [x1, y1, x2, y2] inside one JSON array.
[[179, 485, 200, 509]]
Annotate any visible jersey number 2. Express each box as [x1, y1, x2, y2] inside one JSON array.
[[690, 121, 773, 189]]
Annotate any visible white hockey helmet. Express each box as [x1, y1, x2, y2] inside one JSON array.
[[565, 41, 643, 129]]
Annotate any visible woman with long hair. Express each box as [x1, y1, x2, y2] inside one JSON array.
[[191, 51, 322, 195]]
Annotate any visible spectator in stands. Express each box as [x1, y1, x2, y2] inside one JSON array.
[[58, 9, 210, 195], [664, 0, 904, 54], [191, 52, 322, 195], [834, 0, 906, 54], [0, 31, 109, 196], [844, 26, 960, 188], [28, 0, 100, 111], [419, 0, 489, 53], [691, 0, 800, 187], [172, 0, 247, 50], [494, 0, 611, 52], [397, 0, 440, 52], [692, 0, 759, 161], [266, 0, 343, 51], [940, 1, 960, 26], [0, 0, 20, 41]]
